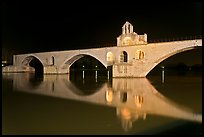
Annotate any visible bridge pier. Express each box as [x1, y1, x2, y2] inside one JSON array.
[[44, 65, 58, 74], [112, 64, 147, 78], [58, 68, 69, 74], [44, 66, 70, 74]]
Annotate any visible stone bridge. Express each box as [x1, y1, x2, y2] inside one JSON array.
[[2, 21, 202, 77]]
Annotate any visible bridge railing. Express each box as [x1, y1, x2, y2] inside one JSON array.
[[148, 35, 202, 43]]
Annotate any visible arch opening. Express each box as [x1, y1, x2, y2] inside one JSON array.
[[69, 55, 107, 80], [22, 56, 44, 76], [70, 55, 106, 70], [147, 47, 202, 76], [120, 51, 128, 63], [66, 55, 107, 95]]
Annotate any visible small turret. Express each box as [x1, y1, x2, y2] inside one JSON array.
[[122, 21, 133, 34], [117, 21, 147, 46]]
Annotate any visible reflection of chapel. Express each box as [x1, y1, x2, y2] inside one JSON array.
[[117, 21, 147, 46]]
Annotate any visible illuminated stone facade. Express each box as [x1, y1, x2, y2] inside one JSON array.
[[117, 21, 147, 46], [2, 21, 202, 77]]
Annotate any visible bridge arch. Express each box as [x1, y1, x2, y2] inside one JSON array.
[[60, 53, 107, 70], [146, 46, 200, 76], [22, 55, 44, 74], [22, 55, 44, 66]]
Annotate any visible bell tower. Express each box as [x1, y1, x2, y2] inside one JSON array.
[[117, 21, 147, 46], [122, 21, 133, 34]]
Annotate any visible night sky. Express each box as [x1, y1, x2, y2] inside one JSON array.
[[2, 1, 202, 65]]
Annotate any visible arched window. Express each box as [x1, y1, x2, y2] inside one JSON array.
[[128, 24, 131, 33], [106, 52, 114, 62], [120, 51, 128, 63], [123, 51, 128, 62], [136, 50, 145, 60], [139, 51, 144, 59]]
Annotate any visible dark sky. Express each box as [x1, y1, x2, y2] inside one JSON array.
[[2, 1, 202, 65]]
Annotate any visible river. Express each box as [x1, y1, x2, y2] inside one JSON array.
[[2, 70, 202, 135]]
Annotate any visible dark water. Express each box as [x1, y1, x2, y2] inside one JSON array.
[[2, 71, 202, 135]]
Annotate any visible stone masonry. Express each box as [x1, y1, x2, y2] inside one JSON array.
[[2, 21, 202, 77]]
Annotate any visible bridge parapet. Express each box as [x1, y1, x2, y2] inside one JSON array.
[[44, 65, 58, 74], [148, 36, 202, 43]]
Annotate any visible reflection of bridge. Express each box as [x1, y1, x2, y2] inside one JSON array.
[[2, 21, 202, 77], [3, 73, 201, 131]]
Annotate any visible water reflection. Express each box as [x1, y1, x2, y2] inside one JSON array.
[[2, 73, 202, 132]]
